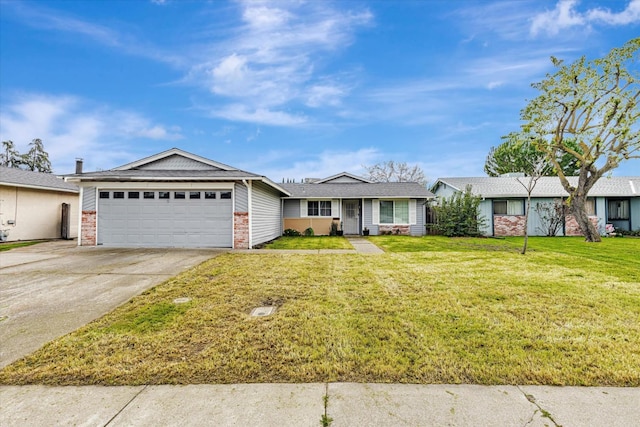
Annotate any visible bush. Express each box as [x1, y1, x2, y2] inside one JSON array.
[[283, 228, 301, 236], [431, 185, 487, 237], [304, 227, 314, 236]]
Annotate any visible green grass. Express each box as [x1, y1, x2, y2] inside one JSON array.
[[263, 236, 353, 250], [0, 240, 44, 251], [1, 237, 638, 386]]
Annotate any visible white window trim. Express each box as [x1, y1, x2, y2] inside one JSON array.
[[301, 199, 334, 217], [373, 199, 416, 225]]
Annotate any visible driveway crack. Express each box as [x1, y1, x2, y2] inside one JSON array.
[[103, 385, 148, 426], [517, 386, 561, 427]]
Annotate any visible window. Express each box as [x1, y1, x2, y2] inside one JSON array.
[[174, 192, 186, 199], [205, 191, 216, 199], [128, 192, 139, 199], [99, 191, 109, 199], [307, 200, 331, 217], [608, 199, 629, 220], [113, 191, 125, 199], [380, 200, 409, 224], [144, 192, 155, 199], [493, 200, 523, 215], [190, 192, 201, 199], [159, 192, 170, 199], [220, 191, 232, 199], [584, 199, 595, 215]]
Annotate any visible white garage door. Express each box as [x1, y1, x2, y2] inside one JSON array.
[[97, 189, 233, 248]]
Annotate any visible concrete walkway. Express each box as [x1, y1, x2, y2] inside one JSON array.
[[345, 236, 384, 254], [238, 236, 384, 255], [1, 383, 638, 426]]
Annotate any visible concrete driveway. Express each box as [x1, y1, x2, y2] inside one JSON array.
[[0, 240, 223, 368]]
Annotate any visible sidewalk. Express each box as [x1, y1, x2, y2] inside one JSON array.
[[234, 236, 384, 255], [1, 383, 638, 426]]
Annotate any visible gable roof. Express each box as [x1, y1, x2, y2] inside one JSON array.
[[63, 149, 290, 196], [113, 148, 237, 171], [433, 176, 640, 198], [281, 181, 433, 199], [0, 166, 78, 193], [314, 172, 372, 184]]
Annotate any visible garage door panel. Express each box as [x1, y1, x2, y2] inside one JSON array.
[[98, 189, 233, 248]]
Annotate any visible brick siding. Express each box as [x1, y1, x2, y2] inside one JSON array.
[[234, 212, 249, 249], [81, 210, 96, 246], [378, 225, 410, 235], [493, 215, 526, 236], [564, 215, 599, 236]]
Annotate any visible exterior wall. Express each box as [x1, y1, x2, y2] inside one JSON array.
[[0, 185, 79, 241], [433, 183, 459, 199], [283, 218, 333, 235], [527, 197, 562, 236], [565, 215, 599, 236], [493, 215, 526, 236], [234, 212, 249, 249], [81, 210, 97, 246], [362, 199, 377, 235], [631, 198, 640, 231], [250, 181, 282, 246], [235, 182, 248, 212], [283, 199, 300, 217], [82, 186, 96, 210]]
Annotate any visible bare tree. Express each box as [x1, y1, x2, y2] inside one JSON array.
[[362, 161, 427, 186]]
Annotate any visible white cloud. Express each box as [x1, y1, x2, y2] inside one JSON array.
[[209, 104, 307, 126], [246, 148, 382, 182], [190, 1, 372, 122], [530, 0, 640, 36], [0, 93, 183, 173]]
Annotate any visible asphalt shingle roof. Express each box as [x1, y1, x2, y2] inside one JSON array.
[[0, 166, 78, 193], [435, 176, 639, 198], [280, 182, 434, 198], [65, 169, 262, 180]]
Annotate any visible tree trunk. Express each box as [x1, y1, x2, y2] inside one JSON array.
[[521, 194, 531, 254], [570, 195, 601, 242]]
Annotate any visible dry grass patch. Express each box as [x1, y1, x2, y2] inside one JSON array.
[[1, 239, 639, 386]]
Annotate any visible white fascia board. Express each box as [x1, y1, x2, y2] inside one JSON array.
[[0, 182, 79, 194], [83, 182, 235, 190]]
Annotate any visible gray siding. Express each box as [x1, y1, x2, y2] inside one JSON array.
[[362, 199, 378, 235], [283, 198, 300, 217], [528, 197, 563, 236], [251, 181, 282, 246], [631, 198, 640, 231], [138, 154, 221, 170], [478, 200, 493, 236], [235, 182, 248, 212], [83, 186, 96, 210], [410, 199, 426, 236]]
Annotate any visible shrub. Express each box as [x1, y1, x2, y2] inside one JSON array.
[[431, 185, 486, 237], [283, 228, 301, 236], [303, 227, 315, 236]]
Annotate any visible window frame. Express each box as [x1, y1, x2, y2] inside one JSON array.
[[307, 200, 332, 217], [379, 199, 409, 224], [493, 199, 524, 216]]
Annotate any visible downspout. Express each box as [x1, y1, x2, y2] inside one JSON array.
[[242, 179, 253, 249], [77, 187, 84, 246]]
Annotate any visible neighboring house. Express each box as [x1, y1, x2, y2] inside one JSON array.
[[280, 172, 434, 236], [65, 148, 290, 249], [65, 149, 435, 248], [432, 176, 640, 237], [0, 166, 79, 242]]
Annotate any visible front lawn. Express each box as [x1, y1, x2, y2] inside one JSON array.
[[263, 236, 353, 250], [1, 237, 638, 386], [0, 241, 43, 251]]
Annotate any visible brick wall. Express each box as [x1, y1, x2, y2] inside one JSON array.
[[81, 210, 96, 246], [378, 225, 410, 235], [493, 215, 526, 236], [234, 212, 249, 249], [565, 215, 599, 236]]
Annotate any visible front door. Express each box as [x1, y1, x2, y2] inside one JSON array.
[[343, 200, 360, 234]]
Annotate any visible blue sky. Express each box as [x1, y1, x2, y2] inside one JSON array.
[[1, 0, 638, 181]]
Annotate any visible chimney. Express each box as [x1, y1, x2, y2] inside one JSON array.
[[75, 158, 83, 174]]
